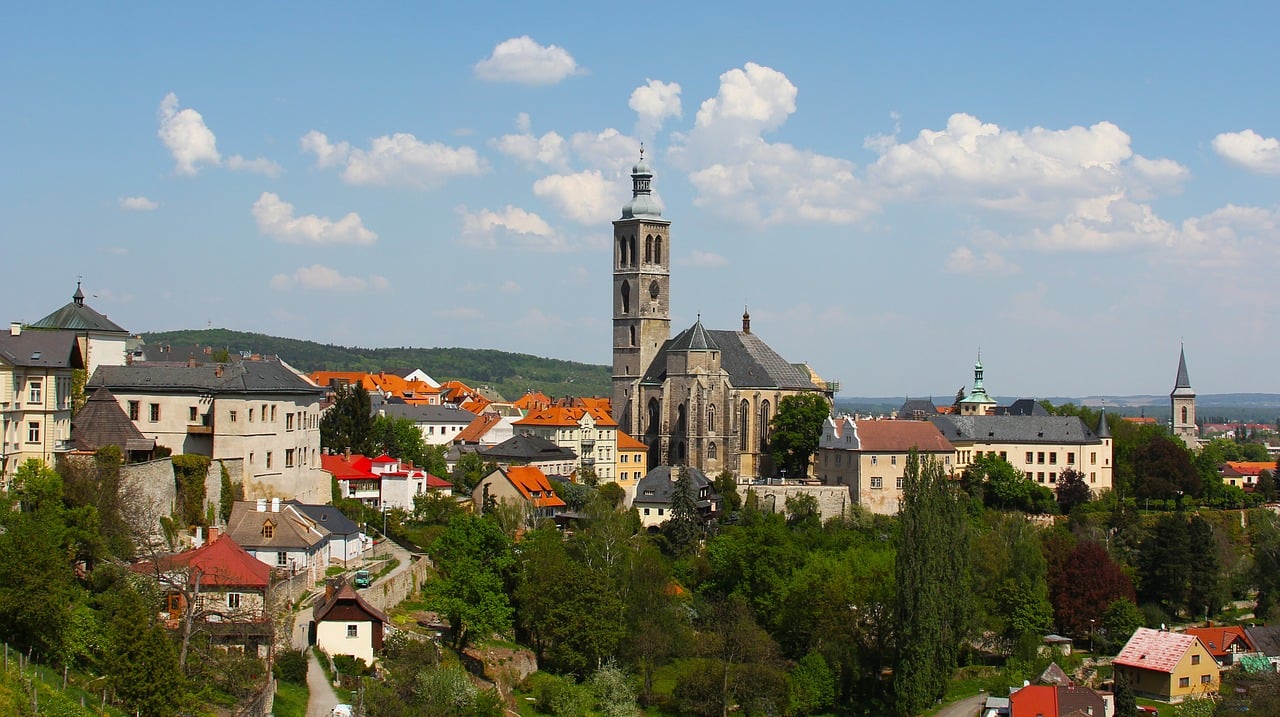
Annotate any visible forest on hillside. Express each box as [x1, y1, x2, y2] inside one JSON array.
[[142, 329, 613, 400]]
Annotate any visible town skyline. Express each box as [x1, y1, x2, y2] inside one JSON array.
[[4, 3, 1279, 397]]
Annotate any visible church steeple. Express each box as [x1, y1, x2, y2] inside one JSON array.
[[73, 281, 85, 308], [1170, 344, 1198, 448], [958, 350, 997, 415]]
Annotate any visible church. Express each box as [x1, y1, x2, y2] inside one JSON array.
[[609, 153, 835, 480]]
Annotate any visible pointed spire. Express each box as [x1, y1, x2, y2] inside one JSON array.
[[1096, 408, 1111, 438], [73, 280, 85, 307], [742, 305, 751, 334], [1175, 344, 1191, 389]]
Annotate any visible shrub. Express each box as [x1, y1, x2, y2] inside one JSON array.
[[274, 649, 308, 685]]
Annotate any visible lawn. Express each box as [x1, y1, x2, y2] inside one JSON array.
[[273, 679, 309, 717]]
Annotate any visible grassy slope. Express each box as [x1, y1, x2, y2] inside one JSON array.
[[142, 328, 613, 401]]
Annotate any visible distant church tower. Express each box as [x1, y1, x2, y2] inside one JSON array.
[[612, 149, 671, 436], [1170, 345, 1199, 448], [958, 352, 998, 416]]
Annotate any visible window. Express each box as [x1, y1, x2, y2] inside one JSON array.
[[1179, 677, 1190, 688], [1091, 452, 1097, 465], [871, 456, 878, 465], [347, 624, 358, 638], [643, 508, 650, 515], [26, 422, 39, 443], [129, 400, 140, 420], [266, 452, 273, 469], [621, 454, 628, 463], [149, 403, 160, 422], [871, 477, 883, 489], [708, 442, 717, 459], [227, 593, 242, 609], [249, 408, 254, 422], [1026, 451, 1034, 463], [276, 552, 287, 567], [1049, 473, 1057, 483], [1201, 674, 1212, 684], [999, 451, 1007, 460], [1090, 472, 1096, 483], [896, 477, 904, 489], [1037, 472, 1045, 482], [1191, 654, 1200, 665], [286, 449, 295, 468], [891, 455, 897, 466], [28, 380, 41, 404], [287, 413, 294, 430], [229, 410, 237, 422], [262, 522, 274, 539], [657, 508, 664, 516], [271, 405, 277, 422], [189, 406, 198, 422], [249, 452, 255, 465], [1049, 452, 1057, 464], [707, 405, 716, 432], [1037, 452, 1045, 464], [261, 404, 268, 421]]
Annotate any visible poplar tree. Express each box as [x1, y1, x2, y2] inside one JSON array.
[[894, 451, 971, 716]]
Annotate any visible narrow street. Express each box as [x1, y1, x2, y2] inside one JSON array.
[[934, 692, 985, 717], [303, 648, 341, 717]]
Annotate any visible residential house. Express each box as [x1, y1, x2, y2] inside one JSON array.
[[139, 533, 273, 657], [1008, 684, 1107, 717], [0, 325, 83, 483], [27, 282, 129, 376], [1244, 625, 1280, 670], [372, 398, 477, 446], [1182, 625, 1255, 667], [513, 404, 618, 481], [89, 355, 327, 500], [472, 465, 566, 523], [1221, 462, 1274, 492], [311, 580, 388, 666], [1113, 627, 1220, 703], [929, 412, 1113, 492], [284, 500, 365, 565], [614, 431, 649, 502], [479, 433, 578, 479], [454, 410, 520, 448], [321, 451, 381, 506], [368, 454, 452, 510], [632, 465, 721, 530], [225, 498, 332, 582], [513, 390, 552, 413], [310, 370, 442, 406], [70, 386, 156, 462], [816, 417, 955, 515]]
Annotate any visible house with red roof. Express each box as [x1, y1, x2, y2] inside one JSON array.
[[322, 451, 381, 505], [472, 465, 566, 526], [514, 404, 619, 482], [1113, 627, 1219, 703], [816, 417, 956, 515], [138, 534, 274, 657], [1008, 684, 1107, 717], [1182, 625, 1255, 667], [1220, 461, 1274, 492], [320, 451, 452, 510]]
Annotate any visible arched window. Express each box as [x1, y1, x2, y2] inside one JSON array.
[[655, 236, 663, 264], [645, 235, 653, 263], [707, 404, 716, 433], [759, 401, 771, 450], [1181, 406, 1188, 423], [618, 236, 627, 266], [620, 280, 631, 314], [708, 442, 717, 459], [676, 404, 687, 438], [739, 400, 750, 448]]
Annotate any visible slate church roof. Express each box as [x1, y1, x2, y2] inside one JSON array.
[[29, 283, 129, 334], [929, 414, 1102, 444], [641, 321, 818, 391]]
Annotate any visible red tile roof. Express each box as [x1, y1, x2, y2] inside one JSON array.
[[1009, 685, 1057, 717], [152, 535, 270, 589], [514, 391, 553, 411], [506, 466, 567, 509], [515, 405, 618, 428], [856, 419, 954, 452], [1114, 627, 1198, 673], [617, 431, 646, 451], [1224, 462, 1275, 477], [1183, 626, 1253, 658], [321, 453, 376, 480]]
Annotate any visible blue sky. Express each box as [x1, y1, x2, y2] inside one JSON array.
[[4, 3, 1278, 398]]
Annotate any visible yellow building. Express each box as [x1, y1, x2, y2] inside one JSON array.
[[614, 430, 648, 502], [0, 326, 82, 484], [816, 416, 956, 515], [1113, 627, 1220, 703]]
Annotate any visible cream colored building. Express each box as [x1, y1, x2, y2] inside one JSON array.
[[929, 413, 1113, 491], [513, 405, 619, 481], [817, 416, 956, 515], [88, 357, 328, 499], [0, 326, 82, 484]]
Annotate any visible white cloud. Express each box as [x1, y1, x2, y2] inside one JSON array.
[[457, 205, 573, 251], [474, 36, 582, 85], [300, 130, 486, 187], [1029, 193, 1173, 252], [630, 79, 682, 136], [269, 265, 388, 292], [533, 170, 622, 225], [945, 247, 1021, 275], [694, 62, 796, 135], [226, 154, 284, 178], [1212, 129, 1280, 174], [119, 196, 158, 211], [252, 192, 378, 245], [490, 114, 568, 169], [157, 93, 220, 175], [570, 128, 642, 171], [681, 250, 728, 268]]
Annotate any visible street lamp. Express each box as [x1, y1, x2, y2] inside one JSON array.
[[1089, 618, 1096, 654]]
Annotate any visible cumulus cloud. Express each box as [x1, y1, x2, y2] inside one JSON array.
[[630, 79, 682, 136], [300, 130, 486, 187], [457, 205, 579, 252], [490, 113, 568, 169], [119, 196, 158, 211], [681, 250, 728, 268], [252, 192, 378, 245], [226, 154, 284, 177], [1212, 129, 1280, 174], [945, 247, 1021, 274], [474, 36, 582, 85], [269, 265, 388, 292], [694, 62, 797, 135], [533, 170, 622, 225], [570, 128, 642, 171], [157, 93, 220, 175]]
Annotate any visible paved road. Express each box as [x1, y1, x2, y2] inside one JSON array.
[[304, 648, 342, 717], [934, 693, 985, 717]]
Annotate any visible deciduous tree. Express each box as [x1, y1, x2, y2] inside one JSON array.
[[768, 393, 831, 479]]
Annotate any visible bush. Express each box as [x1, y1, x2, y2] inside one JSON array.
[[274, 649, 308, 685], [524, 671, 591, 717]]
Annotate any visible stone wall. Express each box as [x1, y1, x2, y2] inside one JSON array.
[[361, 555, 434, 614], [745, 484, 854, 522], [120, 457, 178, 519]]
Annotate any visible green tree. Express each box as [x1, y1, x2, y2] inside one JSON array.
[[1055, 467, 1093, 514], [426, 514, 514, 648], [589, 664, 641, 717], [894, 451, 971, 717], [963, 453, 1055, 513], [319, 383, 374, 455], [787, 652, 835, 716], [1185, 515, 1224, 620], [369, 414, 431, 467], [768, 393, 831, 479], [662, 468, 705, 556], [1114, 670, 1137, 717], [451, 451, 493, 493], [1251, 511, 1280, 621], [713, 470, 742, 515], [103, 581, 186, 717], [784, 492, 821, 530], [1138, 513, 1191, 616], [1102, 599, 1144, 653], [1131, 434, 1201, 499]]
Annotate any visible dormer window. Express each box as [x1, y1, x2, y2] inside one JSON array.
[[262, 521, 275, 539]]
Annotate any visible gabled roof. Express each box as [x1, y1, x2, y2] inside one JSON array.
[[502, 466, 567, 509], [313, 582, 388, 624], [1223, 462, 1274, 477], [929, 415, 1102, 445], [481, 434, 577, 463], [633, 465, 718, 511], [515, 405, 618, 428], [91, 357, 323, 396], [617, 431, 647, 451], [514, 391, 553, 411], [72, 387, 156, 452], [150, 535, 270, 589], [641, 327, 818, 390], [1114, 627, 1199, 673], [226, 501, 327, 550], [1245, 625, 1280, 658], [0, 329, 84, 369], [1036, 661, 1072, 686], [320, 453, 377, 480], [852, 419, 954, 453], [28, 284, 129, 334], [1183, 625, 1254, 659], [283, 500, 361, 537], [456, 413, 504, 444], [898, 398, 940, 419]]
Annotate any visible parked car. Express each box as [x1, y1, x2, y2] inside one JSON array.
[[353, 570, 371, 588]]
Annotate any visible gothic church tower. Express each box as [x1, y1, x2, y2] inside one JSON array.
[[1170, 345, 1199, 449], [612, 151, 670, 436]]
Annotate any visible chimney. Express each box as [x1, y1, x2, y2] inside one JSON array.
[[271, 497, 280, 513], [256, 498, 267, 512], [208, 525, 220, 543], [215, 364, 223, 378], [344, 446, 351, 460], [188, 356, 197, 368], [8, 322, 20, 336]]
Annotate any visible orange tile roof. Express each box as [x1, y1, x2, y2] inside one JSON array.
[[506, 466, 566, 509], [1114, 628, 1198, 673], [1123, 416, 1159, 424], [515, 405, 618, 428], [616, 431, 646, 450], [1224, 461, 1275, 477], [514, 391, 553, 411], [456, 413, 503, 444], [460, 396, 492, 414], [1183, 626, 1253, 658], [855, 419, 954, 452]]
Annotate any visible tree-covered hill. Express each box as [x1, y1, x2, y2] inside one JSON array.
[[142, 329, 612, 400]]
